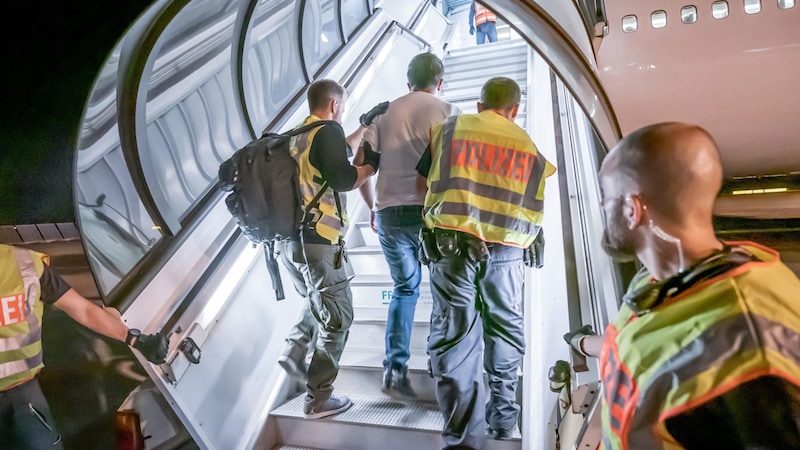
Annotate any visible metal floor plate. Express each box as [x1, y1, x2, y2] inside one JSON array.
[[271, 393, 444, 432]]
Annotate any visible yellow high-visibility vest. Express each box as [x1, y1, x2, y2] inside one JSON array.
[[424, 111, 555, 248], [290, 115, 348, 244], [600, 242, 800, 449], [0, 244, 49, 391]]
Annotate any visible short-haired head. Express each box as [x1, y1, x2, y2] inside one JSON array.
[[307, 79, 346, 111], [407, 53, 445, 91], [599, 122, 723, 226], [479, 77, 521, 112]]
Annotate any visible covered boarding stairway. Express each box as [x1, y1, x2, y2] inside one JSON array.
[[62, 0, 624, 449]]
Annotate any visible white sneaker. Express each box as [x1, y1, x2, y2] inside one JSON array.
[[303, 394, 353, 419]]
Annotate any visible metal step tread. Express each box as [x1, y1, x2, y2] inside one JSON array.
[[444, 39, 527, 59], [271, 393, 444, 433], [271, 446, 320, 450], [347, 245, 384, 255], [340, 346, 429, 372]]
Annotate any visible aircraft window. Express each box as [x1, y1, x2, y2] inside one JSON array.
[[744, 0, 762, 14], [778, 0, 795, 8], [622, 15, 638, 32], [681, 6, 699, 23], [302, 0, 343, 75], [651, 10, 668, 28], [712, 1, 730, 18]]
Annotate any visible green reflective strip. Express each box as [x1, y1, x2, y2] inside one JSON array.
[[625, 313, 800, 448]]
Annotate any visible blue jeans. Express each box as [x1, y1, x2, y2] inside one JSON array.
[[476, 21, 498, 45], [376, 205, 425, 371]]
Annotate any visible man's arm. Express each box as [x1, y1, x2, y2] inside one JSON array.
[[53, 288, 128, 342], [41, 264, 168, 364], [310, 124, 376, 192], [469, 1, 475, 26], [346, 125, 367, 153]]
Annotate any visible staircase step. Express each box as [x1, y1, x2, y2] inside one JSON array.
[[271, 446, 320, 450], [337, 346, 437, 400], [271, 393, 521, 450], [347, 319, 431, 350]]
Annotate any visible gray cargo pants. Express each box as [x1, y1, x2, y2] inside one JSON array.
[[278, 240, 354, 400], [428, 238, 526, 450]]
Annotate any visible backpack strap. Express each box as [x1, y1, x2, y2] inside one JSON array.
[[264, 120, 340, 138]]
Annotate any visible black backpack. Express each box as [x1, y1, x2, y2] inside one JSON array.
[[218, 120, 338, 300]]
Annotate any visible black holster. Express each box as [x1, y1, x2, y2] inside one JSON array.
[[419, 228, 440, 265], [524, 229, 545, 268], [419, 228, 490, 264]]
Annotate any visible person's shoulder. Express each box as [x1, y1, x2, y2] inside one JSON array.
[[313, 120, 344, 138]]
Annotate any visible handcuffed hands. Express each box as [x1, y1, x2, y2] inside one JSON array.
[[359, 101, 389, 127], [133, 333, 168, 364]]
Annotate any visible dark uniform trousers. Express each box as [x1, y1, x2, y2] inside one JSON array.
[[427, 232, 526, 450], [1, 378, 63, 449], [278, 239, 354, 400]]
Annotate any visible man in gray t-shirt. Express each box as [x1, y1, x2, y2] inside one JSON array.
[[358, 52, 461, 400]]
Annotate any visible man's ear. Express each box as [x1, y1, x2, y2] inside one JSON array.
[[625, 195, 644, 230], [437, 79, 444, 91], [330, 97, 339, 115], [407, 82, 413, 92], [477, 101, 484, 113], [509, 104, 519, 120]]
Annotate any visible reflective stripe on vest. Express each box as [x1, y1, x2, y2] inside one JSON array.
[[599, 242, 800, 449], [423, 112, 555, 248], [290, 115, 348, 244], [474, 3, 497, 25], [0, 246, 46, 390]]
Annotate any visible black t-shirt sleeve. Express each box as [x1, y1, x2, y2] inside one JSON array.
[[665, 376, 800, 449], [416, 144, 433, 178], [308, 123, 358, 191], [39, 264, 71, 304]]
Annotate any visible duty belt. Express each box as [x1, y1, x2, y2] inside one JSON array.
[[418, 228, 489, 265]]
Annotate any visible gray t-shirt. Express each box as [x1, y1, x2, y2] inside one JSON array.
[[364, 91, 461, 210]]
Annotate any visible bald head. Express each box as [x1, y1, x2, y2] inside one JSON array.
[[600, 122, 722, 227]]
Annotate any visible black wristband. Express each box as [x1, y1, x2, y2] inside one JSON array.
[[125, 328, 141, 346]]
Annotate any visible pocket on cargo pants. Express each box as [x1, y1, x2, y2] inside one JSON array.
[[302, 243, 354, 332]]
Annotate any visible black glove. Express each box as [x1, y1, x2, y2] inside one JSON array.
[[362, 141, 381, 172], [469, 25, 475, 35], [134, 333, 168, 364], [548, 360, 570, 393], [563, 325, 595, 356], [359, 101, 389, 127]]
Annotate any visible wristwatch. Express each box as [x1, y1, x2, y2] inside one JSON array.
[[125, 328, 142, 346]]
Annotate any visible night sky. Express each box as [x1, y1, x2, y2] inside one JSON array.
[[0, 1, 152, 225]]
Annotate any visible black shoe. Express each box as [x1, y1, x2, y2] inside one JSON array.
[[486, 424, 519, 440], [381, 367, 417, 401]]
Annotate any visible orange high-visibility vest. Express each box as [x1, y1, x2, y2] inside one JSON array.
[[474, 3, 497, 25]]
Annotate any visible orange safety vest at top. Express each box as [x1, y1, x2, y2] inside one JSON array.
[[474, 3, 497, 25]]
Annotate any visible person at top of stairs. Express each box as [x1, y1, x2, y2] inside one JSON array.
[[417, 76, 556, 449], [469, 1, 498, 45], [356, 52, 461, 401]]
